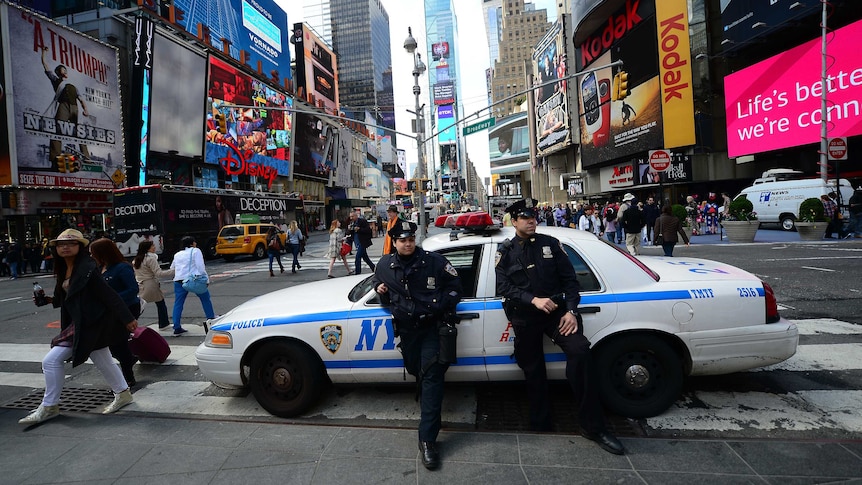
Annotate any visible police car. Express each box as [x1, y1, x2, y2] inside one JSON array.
[[195, 212, 798, 419]]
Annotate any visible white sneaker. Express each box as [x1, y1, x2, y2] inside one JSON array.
[[18, 404, 60, 425], [102, 389, 133, 414]]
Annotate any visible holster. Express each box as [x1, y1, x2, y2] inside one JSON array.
[[437, 322, 458, 365]]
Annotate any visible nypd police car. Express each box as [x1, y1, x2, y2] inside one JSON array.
[[195, 212, 798, 419]]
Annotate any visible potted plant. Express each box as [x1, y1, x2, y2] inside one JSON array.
[[721, 196, 760, 243], [795, 197, 827, 240]]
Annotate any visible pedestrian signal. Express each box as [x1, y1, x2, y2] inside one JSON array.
[[215, 113, 227, 134], [612, 71, 629, 101]]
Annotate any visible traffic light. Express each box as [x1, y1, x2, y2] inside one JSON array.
[[215, 113, 227, 134], [612, 70, 629, 101], [55, 154, 79, 173]]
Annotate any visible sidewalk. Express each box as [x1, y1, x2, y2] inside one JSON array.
[[2, 411, 860, 483]]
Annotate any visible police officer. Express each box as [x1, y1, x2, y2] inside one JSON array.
[[372, 220, 462, 470], [495, 198, 624, 455]]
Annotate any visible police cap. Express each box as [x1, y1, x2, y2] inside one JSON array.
[[388, 220, 418, 239], [504, 198, 539, 219]]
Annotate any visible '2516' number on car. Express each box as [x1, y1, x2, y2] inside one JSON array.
[[737, 287, 758, 298]]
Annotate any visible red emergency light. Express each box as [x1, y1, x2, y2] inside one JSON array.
[[434, 211, 496, 231]]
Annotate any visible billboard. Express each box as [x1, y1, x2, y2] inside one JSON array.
[[440, 143, 458, 177], [5, 4, 124, 189], [533, 19, 572, 156], [205, 56, 293, 189], [291, 23, 339, 113], [433, 81, 456, 105], [720, 0, 820, 49], [293, 111, 335, 180], [0, 9, 10, 186], [576, 0, 665, 168], [437, 105, 457, 143], [488, 113, 530, 172], [636, 153, 692, 184], [724, 18, 862, 158], [173, 0, 291, 79]]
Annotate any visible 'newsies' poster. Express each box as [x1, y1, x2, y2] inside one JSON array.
[[5, 3, 124, 189]]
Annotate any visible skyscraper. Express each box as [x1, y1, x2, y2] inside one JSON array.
[[302, 0, 333, 46]]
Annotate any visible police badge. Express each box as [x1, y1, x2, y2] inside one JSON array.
[[320, 324, 343, 354]]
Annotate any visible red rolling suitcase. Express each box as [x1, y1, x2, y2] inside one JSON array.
[[129, 327, 171, 363]]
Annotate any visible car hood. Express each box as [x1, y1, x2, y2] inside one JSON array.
[[638, 255, 760, 283], [209, 275, 367, 332]]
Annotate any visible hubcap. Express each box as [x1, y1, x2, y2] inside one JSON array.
[[272, 367, 293, 390], [625, 364, 650, 389]]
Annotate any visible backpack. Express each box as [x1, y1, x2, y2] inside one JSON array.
[[605, 207, 616, 221], [622, 206, 645, 233]]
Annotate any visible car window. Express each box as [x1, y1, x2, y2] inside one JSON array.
[[434, 245, 482, 298], [219, 226, 242, 238], [249, 226, 258, 235], [350, 275, 377, 303], [562, 245, 601, 292]]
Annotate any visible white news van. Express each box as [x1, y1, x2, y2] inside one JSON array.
[[736, 169, 854, 230]]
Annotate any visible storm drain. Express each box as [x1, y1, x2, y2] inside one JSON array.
[[3, 388, 114, 413], [475, 382, 642, 437]]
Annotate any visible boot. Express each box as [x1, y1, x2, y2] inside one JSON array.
[[270, 270, 275, 277], [418, 441, 440, 470], [18, 404, 60, 425], [102, 389, 133, 414], [121, 363, 136, 388]]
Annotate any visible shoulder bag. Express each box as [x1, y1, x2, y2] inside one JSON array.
[[181, 248, 208, 295], [655, 218, 664, 245]]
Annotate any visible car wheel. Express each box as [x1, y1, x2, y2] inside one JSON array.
[[222, 255, 235, 262], [253, 244, 266, 259], [249, 341, 324, 418], [594, 335, 683, 418], [780, 214, 796, 231]]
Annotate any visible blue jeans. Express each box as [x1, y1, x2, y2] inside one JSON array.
[[288, 243, 300, 270], [172, 281, 215, 330], [268, 249, 284, 272], [605, 232, 615, 243], [354, 241, 375, 274], [661, 241, 677, 256], [850, 213, 862, 236], [399, 324, 448, 442]]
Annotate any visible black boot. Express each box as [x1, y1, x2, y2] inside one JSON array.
[[418, 441, 440, 470], [121, 363, 136, 388]]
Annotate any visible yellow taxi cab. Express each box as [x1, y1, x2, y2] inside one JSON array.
[[215, 223, 285, 261]]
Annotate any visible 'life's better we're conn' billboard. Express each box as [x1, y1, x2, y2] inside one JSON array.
[[724, 18, 862, 158]]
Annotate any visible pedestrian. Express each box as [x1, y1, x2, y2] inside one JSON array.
[[284, 220, 304, 273], [19, 229, 137, 425], [325, 220, 352, 278], [685, 195, 700, 236], [618, 193, 645, 256], [820, 194, 839, 239], [89, 238, 141, 387], [133, 240, 174, 330], [0, 242, 8, 277], [654, 205, 690, 256], [170, 236, 216, 336], [372, 220, 462, 470], [704, 194, 720, 235], [602, 212, 618, 244], [382, 205, 401, 255], [847, 187, 862, 239], [347, 211, 375, 274], [28, 241, 43, 273], [266, 226, 285, 276], [494, 199, 624, 455], [642, 196, 660, 245], [6, 241, 20, 279], [41, 237, 54, 273], [578, 205, 601, 236]]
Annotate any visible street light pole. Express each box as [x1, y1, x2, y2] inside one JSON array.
[[404, 27, 427, 242]]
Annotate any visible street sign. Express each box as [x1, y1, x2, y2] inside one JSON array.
[[828, 137, 848, 161], [463, 117, 496, 136], [648, 149, 672, 172]]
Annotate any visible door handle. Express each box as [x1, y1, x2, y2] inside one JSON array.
[[578, 306, 601, 314], [456, 313, 481, 320]]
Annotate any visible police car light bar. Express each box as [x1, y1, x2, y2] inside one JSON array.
[[434, 211, 496, 231]]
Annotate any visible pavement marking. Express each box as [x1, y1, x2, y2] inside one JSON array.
[[760, 255, 862, 262], [800, 266, 835, 272], [0, 297, 22, 302]]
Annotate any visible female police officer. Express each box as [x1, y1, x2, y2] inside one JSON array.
[[373, 220, 461, 470], [495, 198, 624, 455]]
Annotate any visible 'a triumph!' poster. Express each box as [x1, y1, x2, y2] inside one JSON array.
[[5, 4, 124, 189]]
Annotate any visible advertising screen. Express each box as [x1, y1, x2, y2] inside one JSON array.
[[576, 0, 663, 168], [292, 23, 339, 113], [724, 18, 862, 158], [174, 0, 290, 79], [6, 4, 124, 189], [437, 105, 456, 144], [720, 0, 820, 48], [205, 56, 292, 189], [533, 19, 572, 156], [440, 144, 458, 177], [293, 111, 334, 180], [488, 113, 530, 171]]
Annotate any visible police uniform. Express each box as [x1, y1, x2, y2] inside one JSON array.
[[372, 220, 461, 469], [495, 199, 624, 455]]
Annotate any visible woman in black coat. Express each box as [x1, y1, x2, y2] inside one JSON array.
[[18, 229, 139, 426], [654, 205, 690, 257]]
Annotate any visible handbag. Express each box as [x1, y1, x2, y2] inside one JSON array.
[[655, 219, 664, 245], [340, 242, 351, 257], [181, 249, 208, 295]]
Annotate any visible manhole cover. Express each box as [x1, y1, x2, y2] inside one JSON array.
[[3, 387, 114, 413], [475, 382, 642, 436]]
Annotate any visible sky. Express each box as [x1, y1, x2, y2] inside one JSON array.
[[276, 0, 559, 185]]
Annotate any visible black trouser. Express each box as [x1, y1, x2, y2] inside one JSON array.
[[511, 311, 605, 433], [109, 301, 141, 381], [398, 321, 448, 442]]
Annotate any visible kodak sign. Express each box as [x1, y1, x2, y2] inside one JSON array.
[[656, 0, 695, 148]]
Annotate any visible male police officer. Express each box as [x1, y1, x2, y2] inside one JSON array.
[[373, 220, 462, 470], [495, 198, 624, 455]]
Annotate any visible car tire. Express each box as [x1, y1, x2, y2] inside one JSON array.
[[594, 334, 683, 418], [222, 255, 235, 262], [253, 244, 266, 259], [249, 341, 324, 418], [780, 214, 796, 231]]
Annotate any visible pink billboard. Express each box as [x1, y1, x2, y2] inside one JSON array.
[[724, 19, 862, 158]]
